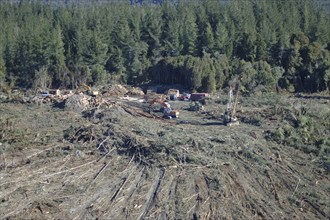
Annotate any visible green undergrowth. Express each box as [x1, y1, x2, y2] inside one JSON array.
[[268, 101, 330, 172]]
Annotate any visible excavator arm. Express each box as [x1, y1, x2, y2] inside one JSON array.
[[148, 95, 167, 107], [77, 83, 91, 93], [231, 80, 241, 119], [76, 83, 98, 96]]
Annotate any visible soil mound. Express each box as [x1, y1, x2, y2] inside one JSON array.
[[64, 94, 90, 111]]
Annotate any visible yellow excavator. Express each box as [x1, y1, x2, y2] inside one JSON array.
[[76, 83, 99, 97], [148, 95, 179, 118]]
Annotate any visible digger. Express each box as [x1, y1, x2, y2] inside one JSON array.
[[76, 83, 99, 97], [148, 95, 179, 119]]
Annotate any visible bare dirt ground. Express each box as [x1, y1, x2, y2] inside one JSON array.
[[0, 92, 329, 219]]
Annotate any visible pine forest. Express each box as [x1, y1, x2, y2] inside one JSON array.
[[0, 0, 329, 93]]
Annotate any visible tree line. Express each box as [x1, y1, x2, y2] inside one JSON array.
[[0, 0, 329, 93]]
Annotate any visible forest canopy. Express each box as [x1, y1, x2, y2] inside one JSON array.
[[0, 0, 329, 93]]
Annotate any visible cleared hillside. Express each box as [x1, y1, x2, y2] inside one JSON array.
[[0, 91, 329, 219]]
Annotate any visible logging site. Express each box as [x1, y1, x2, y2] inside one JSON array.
[[0, 0, 330, 219], [0, 85, 329, 219]]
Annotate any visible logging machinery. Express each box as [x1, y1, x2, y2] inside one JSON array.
[[224, 75, 242, 126], [76, 83, 99, 96], [148, 95, 179, 118], [148, 94, 167, 107], [189, 101, 204, 111]]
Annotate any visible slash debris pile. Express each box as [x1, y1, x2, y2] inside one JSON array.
[[0, 93, 329, 219]]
